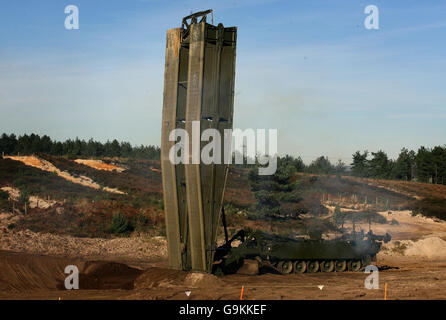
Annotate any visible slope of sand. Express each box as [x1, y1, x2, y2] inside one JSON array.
[[405, 237, 446, 258], [380, 237, 446, 259], [1, 186, 58, 209], [74, 159, 126, 172], [375, 210, 446, 240], [4, 156, 124, 194], [338, 210, 446, 241]]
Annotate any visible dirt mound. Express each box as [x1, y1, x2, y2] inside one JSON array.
[[0, 251, 71, 292], [236, 259, 260, 275], [405, 237, 446, 258], [76, 261, 143, 290], [134, 268, 222, 289], [0, 251, 143, 292], [134, 267, 188, 289], [380, 236, 446, 259], [184, 272, 222, 287]]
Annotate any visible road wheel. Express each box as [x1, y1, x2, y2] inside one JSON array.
[[278, 260, 293, 274], [351, 260, 362, 272], [321, 260, 334, 272], [335, 260, 347, 272], [307, 260, 319, 273], [293, 261, 306, 274]]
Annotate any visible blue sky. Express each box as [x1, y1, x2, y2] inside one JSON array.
[[1, 0, 445, 163]]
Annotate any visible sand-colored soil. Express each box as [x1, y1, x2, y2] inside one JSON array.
[[380, 237, 446, 259], [4, 156, 124, 194], [1, 186, 58, 209], [74, 159, 126, 172], [0, 213, 167, 261], [0, 249, 444, 300], [0, 251, 144, 292], [338, 210, 446, 241]]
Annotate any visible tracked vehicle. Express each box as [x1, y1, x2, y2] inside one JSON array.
[[213, 210, 391, 274]]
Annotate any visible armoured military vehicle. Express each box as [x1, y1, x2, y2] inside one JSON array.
[[213, 219, 391, 274]]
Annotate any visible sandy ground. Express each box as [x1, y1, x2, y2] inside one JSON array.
[[0, 209, 445, 300], [4, 155, 124, 194], [1, 186, 59, 209], [0, 250, 444, 300], [323, 205, 446, 241], [0, 213, 166, 262], [74, 159, 126, 173], [347, 210, 446, 241]]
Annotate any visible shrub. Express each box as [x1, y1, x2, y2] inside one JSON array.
[[133, 212, 151, 232], [392, 241, 407, 256], [333, 205, 345, 227], [18, 189, 30, 205], [12, 178, 27, 188], [109, 212, 133, 235], [0, 189, 9, 200], [157, 199, 164, 210], [158, 224, 166, 237], [132, 196, 143, 209]]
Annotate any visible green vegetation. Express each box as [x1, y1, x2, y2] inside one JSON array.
[[108, 212, 134, 235], [411, 198, 446, 221], [392, 241, 408, 256], [342, 210, 388, 225], [333, 205, 346, 228], [223, 204, 248, 227], [2, 132, 445, 185], [248, 158, 302, 219], [1, 132, 445, 240], [18, 188, 30, 205], [0, 189, 10, 212], [0, 189, 9, 200], [351, 146, 446, 184], [0, 133, 160, 160]]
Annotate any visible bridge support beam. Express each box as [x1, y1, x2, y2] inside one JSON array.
[[161, 14, 237, 272]]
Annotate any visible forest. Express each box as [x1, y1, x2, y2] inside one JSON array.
[[0, 133, 160, 160]]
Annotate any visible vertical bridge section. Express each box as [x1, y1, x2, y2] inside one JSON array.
[[161, 10, 237, 272]]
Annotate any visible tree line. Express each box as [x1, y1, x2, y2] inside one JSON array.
[[0, 133, 160, 160], [350, 147, 446, 184], [277, 146, 446, 185], [1, 133, 444, 185]]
